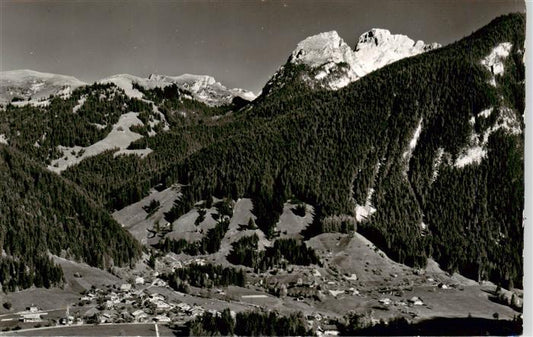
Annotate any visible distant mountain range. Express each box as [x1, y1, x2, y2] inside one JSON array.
[[0, 69, 256, 107], [1, 27, 439, 106]]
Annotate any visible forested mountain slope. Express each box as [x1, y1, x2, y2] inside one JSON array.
[[0, 146, 141, 291], [165, 13, 524, 287]]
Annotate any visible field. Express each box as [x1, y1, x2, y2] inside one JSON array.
[[4, 323, 178, 336]]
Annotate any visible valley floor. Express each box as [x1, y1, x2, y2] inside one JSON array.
[[2, 323, 177, 337], [0, 197, 522, 336]]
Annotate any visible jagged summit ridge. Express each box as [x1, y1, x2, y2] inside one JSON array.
[[99, 73, 256, 106], [290, 31, 356, 68], [148, 73, 217, 89], [146, 73, 257, 104], [288, 28, 441, 90], [356, 28, 438, 51]]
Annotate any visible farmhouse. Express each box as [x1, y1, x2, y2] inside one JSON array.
[[120, 283, 132, 291], [176, 302, 191, 312], [189, 306, 205, 317], [19, 306, 47, 323], [318, 324, 340, 336], [408, 296, 424, 306], [132, 309, 148, 322], [20, 312, 45, 323], [154, 315, 171, 322]]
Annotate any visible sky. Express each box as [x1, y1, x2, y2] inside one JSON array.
[[0, 0, 526, 93]]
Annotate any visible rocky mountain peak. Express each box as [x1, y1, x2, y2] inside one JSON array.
[[289, 31, 355, 68], [282, 28, 441, 90]]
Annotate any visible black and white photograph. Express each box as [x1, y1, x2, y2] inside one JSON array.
[[0, 0, 528, 336]]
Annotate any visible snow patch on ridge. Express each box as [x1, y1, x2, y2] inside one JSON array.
[[99, 74, 144, 99], [0, 134, 8, 145], [455, 146, 486, 168], [431, 148, 444, 182], [48, 112, 152, 173], [481, 106, 521, 142], [454, 106, 521, 168], [356, 188, 377, 222], [479, 108, 493, 119], [403, 118, 423, 160], [72, 96, 87, 113], [481, 42, 512, 86]]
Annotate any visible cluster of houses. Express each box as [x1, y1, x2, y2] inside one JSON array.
[[304, 313, 340, 336], [259, 267, 363, 302], [77, 282, 208, 325], [378, 295, 424, 307]]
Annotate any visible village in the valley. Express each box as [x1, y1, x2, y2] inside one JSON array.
[[0, 193, 523, 336], [0, 246, 521, 336]]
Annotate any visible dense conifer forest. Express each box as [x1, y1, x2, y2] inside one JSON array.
[[0, 147, 141, 291], [163, 263, 246, 290], [227, 235, 320, 272], [186, 309, 312, 336], [338, 313, 522, 336]]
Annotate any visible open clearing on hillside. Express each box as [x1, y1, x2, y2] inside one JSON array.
[[48, 112, 152, 173], [217, 198, 270, 257], [113, 186, 180, 244], [165, 207, 218, 242], [52, 256, 121, 292], [275, 202, 313, 239]]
